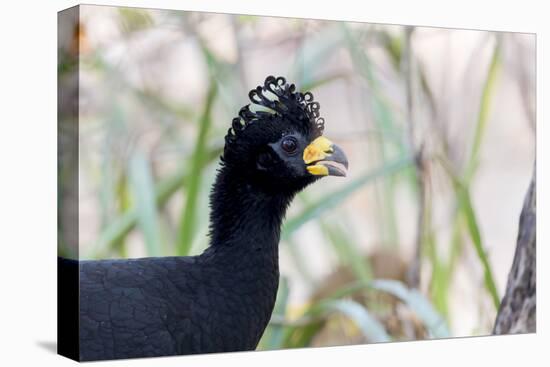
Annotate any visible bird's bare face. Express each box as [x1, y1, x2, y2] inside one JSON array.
[[251, 126, 348, 192]]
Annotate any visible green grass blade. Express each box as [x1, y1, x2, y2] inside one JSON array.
[[282, 157, 411, 240], [370, 279, 450, 338], [282, 279, 447, 345], [283, 237, 315, 286], [424, 221, 450, 319], [128, 151, 162, 257], [114, 172, 130, 257], [294, 193, 372, 284], [300, 73, 348, 92], [341, 24, 409, 247], [464, 42, 501, 183], [458, 186, 501, 309], [323, 299, 391, 342], [176, 82, 217, 255], [379, 29, 404, 70], [431, 212, 465, 323], [460, 41, 501, 309], [438, 155, 501, 311], [320, 218, 373, 283], [86, 146, 222, 259], [258, 277, 290, 350], [88, 211, 138, 259], [282, 319, 324, 348], [291, 25, 344, 87], [282, 297, 391, 347]]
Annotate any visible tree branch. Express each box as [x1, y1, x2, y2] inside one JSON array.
[[493, 164, 536, 334]]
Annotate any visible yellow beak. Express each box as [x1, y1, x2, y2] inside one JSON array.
[[303, 136, 349, 177]]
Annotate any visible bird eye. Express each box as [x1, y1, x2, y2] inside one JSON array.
[[281, 137, 298, 153]]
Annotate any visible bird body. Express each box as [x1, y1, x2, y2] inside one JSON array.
[[58, 76, 348, 361]]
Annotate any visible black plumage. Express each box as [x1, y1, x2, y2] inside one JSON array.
[[58, 76, 349, 361]]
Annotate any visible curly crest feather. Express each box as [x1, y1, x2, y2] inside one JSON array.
[[224, 76, 325, 147]]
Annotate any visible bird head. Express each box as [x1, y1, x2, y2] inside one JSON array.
[[221, 76, 348, 194]]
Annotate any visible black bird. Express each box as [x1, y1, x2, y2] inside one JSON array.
[[58, 76, 349, 361]]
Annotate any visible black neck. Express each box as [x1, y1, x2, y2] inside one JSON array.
[[199, 165, 296, 348], [206, 166, 294, 253]]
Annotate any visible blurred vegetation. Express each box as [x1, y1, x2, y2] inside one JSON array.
[[58, 7, 535, 348]]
